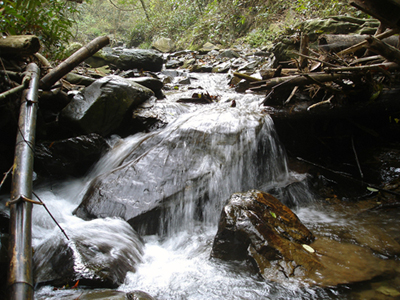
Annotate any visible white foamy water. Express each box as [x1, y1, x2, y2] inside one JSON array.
[[30, 72, 391, 300]]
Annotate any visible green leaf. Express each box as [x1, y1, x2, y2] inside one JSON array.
[[270, 211, 276, 218], [367, 187, 379, 192]]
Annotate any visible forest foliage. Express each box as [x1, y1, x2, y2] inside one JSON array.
[[1, 0, 365, 58]]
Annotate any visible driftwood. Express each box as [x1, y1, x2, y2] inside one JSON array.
[[40, 36, 110, 90], [0, 35, 40, 56], [365, 36, 400, 64]]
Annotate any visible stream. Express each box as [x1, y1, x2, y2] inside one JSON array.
[[12, 72, 400, 299]]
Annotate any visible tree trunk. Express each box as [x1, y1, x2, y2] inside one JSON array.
[[139, 0, 150, 20]]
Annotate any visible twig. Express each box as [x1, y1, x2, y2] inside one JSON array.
[[0, 165, 13, 192], [297, 157, 400, 197], [259, 76, 299, 106], [290, 51, 338, 68], [32, 191, 70, 240], [284, 86, 299, 105], [307, 95, 334, 111], [0, 78, 30, 101], [351, 135, 363, 179], [349, 55, 384, 66]]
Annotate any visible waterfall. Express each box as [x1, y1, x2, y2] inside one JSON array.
[[31, 73, 321, 299]]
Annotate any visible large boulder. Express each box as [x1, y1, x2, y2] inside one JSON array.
[[211, 190, 314, 261], [86, 48, 164, 72], [34, 133, 110, 179], [73, 108, 289, 235], [60, 75, 154, 136], [33, 218, 143, 288], [152, 37, 175, 53], [211, 190, 395, 287]]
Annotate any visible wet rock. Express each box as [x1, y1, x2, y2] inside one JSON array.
[[165, 59, 182, 69], [33, 218, 143, 288], [218, 49, 240, 59], [211, 190, 394, 287], [182, 58, 196, 69], [73, 108, 288, 235], [126, 290, 155, 300], [211, 190, 314, 261], [152, 37, 175, 53], [212, 61, 232, 73], [34, 133, 110, 179], [178, 77, 191, 85], [86, 48, 164, 72], [129, 77, 164, 99], [60, 75, 154, 136], [199, 42, 219, 54], [234, 79, 251, 93], [189, 64, 213, 73]]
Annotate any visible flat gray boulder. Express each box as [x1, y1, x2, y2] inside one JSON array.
[[86, 48, 164, 71], [60, 75, 154, 136]]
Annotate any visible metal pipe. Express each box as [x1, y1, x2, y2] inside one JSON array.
[[7, 63, 40, 300]]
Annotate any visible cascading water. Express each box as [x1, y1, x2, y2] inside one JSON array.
[[28, 72, 400, 299]]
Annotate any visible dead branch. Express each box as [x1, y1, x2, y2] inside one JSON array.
[[40, 36, 110, 90], [307, 95, 334, 111], [326, 61, 399, 73], [284, 86, 299, 105], [233, 72, 261, 82], [337, 28, 399, 56], [365, 36, 400, 64], [250, 72, 353, 92], [299, 33, 309, 70]]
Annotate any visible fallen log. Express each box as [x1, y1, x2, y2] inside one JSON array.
[[326, 61, 400, 73], [365, 36, 400, 64], [259, 68, 299, 80], [232, 72, 261, 82], [319, 34, 399, 52], [337, 28, 399, 56], [250, 72, 353, 92], [40, 36, 110, 90], [0, 35, 40, 57]]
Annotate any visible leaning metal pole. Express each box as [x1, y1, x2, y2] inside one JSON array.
[[7, 63, 40, 300]]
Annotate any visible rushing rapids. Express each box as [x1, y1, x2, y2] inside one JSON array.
[[6, 72, 399, 299]]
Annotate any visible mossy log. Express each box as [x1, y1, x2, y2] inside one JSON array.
[[0, 35, 40, 57]]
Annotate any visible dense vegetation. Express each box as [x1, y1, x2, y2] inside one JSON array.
[[1, 0, 366, 58]]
